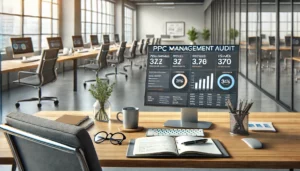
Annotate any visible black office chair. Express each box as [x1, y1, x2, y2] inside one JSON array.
[[143, 38, 150, 55], [123, 40, 142, 72], [138, 39, 144, 55], [13, 49, 59, 108], [105, 41, 128, 79], [141, 38, 150, 67], [0, 112, 102, 171], [82, 44, 110, 88]]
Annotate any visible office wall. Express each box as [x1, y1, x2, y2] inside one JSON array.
[[136, 5, 207, 45]]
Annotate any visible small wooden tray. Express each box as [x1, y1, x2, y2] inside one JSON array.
[[118, 126, 144, 132]]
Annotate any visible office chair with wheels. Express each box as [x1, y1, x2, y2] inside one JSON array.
[[105, 41, 128, 79], [123, 40, 142, 72], [0, 112, 102, 171], [82, 44, 110, 88], [13, 49, 59, 108]]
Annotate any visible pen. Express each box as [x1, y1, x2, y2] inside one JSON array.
[[181, 139, 208, 145]]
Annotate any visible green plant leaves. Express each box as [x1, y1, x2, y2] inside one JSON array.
[[89, 78, 115, 103], [201, 28, 210, 41], [187, 27, 199, 42]]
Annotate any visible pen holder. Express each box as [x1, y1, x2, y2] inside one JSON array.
[[230, 111, 249, 135]]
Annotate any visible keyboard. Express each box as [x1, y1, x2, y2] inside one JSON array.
[[146, 128, 204, 137], [21, 56, 40, 63]]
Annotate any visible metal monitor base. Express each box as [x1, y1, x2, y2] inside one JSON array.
[[163, 108, 212, 129]]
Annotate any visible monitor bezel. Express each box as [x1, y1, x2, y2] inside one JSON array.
[[47, 37, 64, 50], [90, 35, 99, 46], [102, 35, 110, 44], [143, 45, 239, 109], [10, 37, 35, 59], [72, 35, 84, 48]]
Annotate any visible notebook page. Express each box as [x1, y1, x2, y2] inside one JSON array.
[[175, 136, 222, 156], [133, 136, 178, 155]]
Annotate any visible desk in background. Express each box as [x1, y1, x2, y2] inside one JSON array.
[[1, 111, 300, 169], [1, 45, 131, 92]]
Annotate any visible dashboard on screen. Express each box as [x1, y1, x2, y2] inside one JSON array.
[[144, 45, 239, 108], [11, 38, 34, 54]]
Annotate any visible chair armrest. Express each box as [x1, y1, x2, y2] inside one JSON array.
[[18, 71, 38, 80]]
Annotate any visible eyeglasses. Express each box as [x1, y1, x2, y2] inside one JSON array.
[[94, 131, 126, 145]]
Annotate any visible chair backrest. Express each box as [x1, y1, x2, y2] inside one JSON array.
[[129, 40, 137, 58], [36, 49, 59, 86], [155, 38, 159, 45], [5, 47, 14, 60], [0, 112, 102, 171], [138, 39, 144, 54], [143, 38, 150, 54], [96, 44, 110, 69], [117, 41, 127, 63]]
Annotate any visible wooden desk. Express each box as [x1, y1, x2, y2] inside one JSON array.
[[1, 111, 300, 169], [261, 46, 291, 51], [1, 45, 131, 91]]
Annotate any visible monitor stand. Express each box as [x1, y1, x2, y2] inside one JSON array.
[[164, 108, 212, 129]]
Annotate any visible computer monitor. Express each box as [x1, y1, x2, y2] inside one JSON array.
[[90, 35, 99, 47], [114, 34, 120, 44], [144, 45, 239, 129], [103, 35, 110, 44], [285, 36, 300, 46], [248, 37, 260, 46], [47, 37, 64, 50], [269, 36, 275, 46], [10, 37, 34, 59], [72, 36, 84, 50]]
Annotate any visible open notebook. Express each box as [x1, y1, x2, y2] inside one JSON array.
[[130, 136, 226, 157]]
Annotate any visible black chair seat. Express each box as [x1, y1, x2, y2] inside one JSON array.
[[13, 75, 41, 86], [83, 64, 99, 70]]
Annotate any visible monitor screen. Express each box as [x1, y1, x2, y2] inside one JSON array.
[[11, 37, 34, 55], [144, 45, 239, 108], [90, 35, 99, 46], [285, 36, 300, 46], [248, 37, 260, 46], [103, 35, 110, 44], [47, 37, 63, 50], [269, 36, 275, 46], [114, 34, 120, 43], [72, 36, 84, 48]]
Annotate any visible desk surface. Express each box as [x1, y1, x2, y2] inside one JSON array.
[[1, 111, 300, 169], [1, 45, 129, 73]]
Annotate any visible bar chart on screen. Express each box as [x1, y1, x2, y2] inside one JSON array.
[[191, 72, 214, 91]]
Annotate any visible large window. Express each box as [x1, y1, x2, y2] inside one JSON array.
[[81, 0, 115, 43], [124, 7, 133, 42], [0, 0, 59, 52]]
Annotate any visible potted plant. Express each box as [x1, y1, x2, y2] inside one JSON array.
[[187, 27, 199, 45], [201, 28, 211, 42], [89, 78, 115, 122], [229, 28, 239, 41]]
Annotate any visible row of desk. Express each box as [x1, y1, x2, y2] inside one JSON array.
[[1, 111, 300, 169], [1, 45, 131, 91]]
